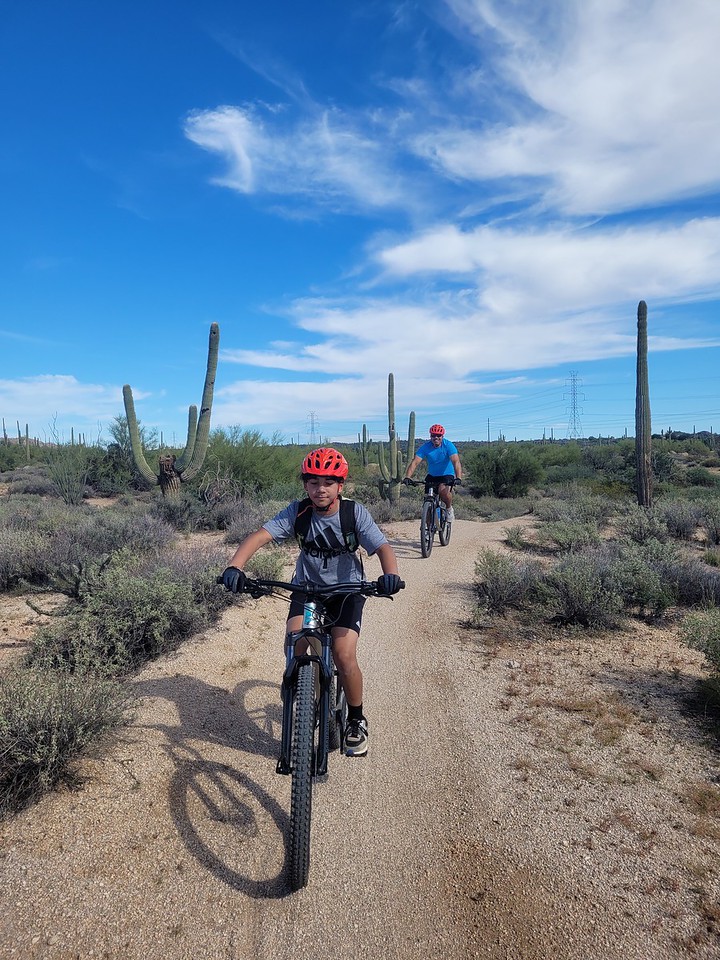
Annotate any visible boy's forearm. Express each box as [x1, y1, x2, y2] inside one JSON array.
[[376, 543, 400, 576], [228, 528, 273, 569]]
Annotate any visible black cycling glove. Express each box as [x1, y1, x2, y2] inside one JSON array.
[[377, 574, 402, 595], [222, 566, 246, 593]]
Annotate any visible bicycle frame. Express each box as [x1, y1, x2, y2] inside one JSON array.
[[277, 598, 335, 777]]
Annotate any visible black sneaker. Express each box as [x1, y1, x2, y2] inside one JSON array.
[[344, 717, 368, 757]]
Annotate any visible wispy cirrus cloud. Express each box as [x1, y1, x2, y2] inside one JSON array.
[[184, 104, 411, 212], [428, 0, 720, 214]]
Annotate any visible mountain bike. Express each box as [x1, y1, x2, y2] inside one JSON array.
[[404, 477, 459, 557], [220, 576, 404, 891]]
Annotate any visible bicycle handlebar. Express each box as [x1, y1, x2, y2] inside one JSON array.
[[216, 576, 405, 599], [403, 477, 461, 487]]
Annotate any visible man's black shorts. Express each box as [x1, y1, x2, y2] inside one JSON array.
[[425, 474, 455, 493], [288, 592, 366, 633]]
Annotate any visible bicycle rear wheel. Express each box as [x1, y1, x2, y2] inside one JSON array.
[[420, 500, 434, 557], [290, 662, 315, 890]]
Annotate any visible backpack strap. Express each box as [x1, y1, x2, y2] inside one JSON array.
[[294, 496, 359, 554]]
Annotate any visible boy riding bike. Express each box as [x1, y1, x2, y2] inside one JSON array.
[[221, 447, 401, 757], [403, 423, 463, 520]]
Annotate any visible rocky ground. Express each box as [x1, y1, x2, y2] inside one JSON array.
[[1, 516, 720, 959]]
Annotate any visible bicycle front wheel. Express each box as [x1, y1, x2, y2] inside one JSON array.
[[420, 500, 434, 557], [290, 662, 315, 890]]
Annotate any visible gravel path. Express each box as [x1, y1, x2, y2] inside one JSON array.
[[2, 517, 720, 959]]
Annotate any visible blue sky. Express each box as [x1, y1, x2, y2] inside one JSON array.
[[3, 0, 720, 447]]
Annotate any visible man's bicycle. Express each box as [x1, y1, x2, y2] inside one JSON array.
[[219, 576, 403, 891], [404, 477, 459, 557]]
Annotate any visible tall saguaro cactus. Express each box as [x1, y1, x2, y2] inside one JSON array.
[[123, 322, 220, 498], [377, 373, 416, 502], [635, 301, 653, 507]]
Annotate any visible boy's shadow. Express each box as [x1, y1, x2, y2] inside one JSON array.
[[133, 673, 292, 899]]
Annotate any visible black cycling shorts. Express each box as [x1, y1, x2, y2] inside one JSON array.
[[425, 474, 455, 492], [288, 592, 366, 634]]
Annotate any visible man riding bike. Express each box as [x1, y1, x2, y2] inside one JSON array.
[[403, 424, 463, 521]]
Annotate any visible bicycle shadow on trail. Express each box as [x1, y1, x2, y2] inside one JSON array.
[[133, 673, 293, 899]]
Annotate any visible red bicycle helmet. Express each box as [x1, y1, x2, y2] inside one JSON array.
[[429, 424, 445, 436], [301, 447, 349, 479]]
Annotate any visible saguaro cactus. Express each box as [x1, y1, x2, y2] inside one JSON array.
[[635, 300, 653, 507], [123, 322, 219, 498], [377, 373, 416, 502], [358, 423, 370, 467]]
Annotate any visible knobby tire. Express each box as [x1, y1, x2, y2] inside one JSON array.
[[290, 662, 315, 890], [420, 500, 434, 557]]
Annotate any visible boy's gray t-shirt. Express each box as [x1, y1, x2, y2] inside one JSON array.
[[263, 499, 387, 586]]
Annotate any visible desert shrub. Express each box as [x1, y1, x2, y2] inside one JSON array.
[[7, 472, 56, 496], [503, 524, 528, 549], [0, 528, 51, 589], [681, 608, 720, 672], [704, 549, 720, 568], [245, 546, 288, 580], [536, 520, 602, 552], [465, 495, 533, 521], [224, 498, 289, 543], [544, 463, 596, 485], [46, 445, 92, 505], [466, 444, 542, 498], [650, 551, 720, 607], [661, 499, 702, 541], [686, 466, 720, 489], [0, 666, 127, 818], [533, 489, 614, 527], [605, 546, 673, 618], [619, 505, 669, 544], [700, 506, 720, 546], [474, 549, 542, 614], [539, 552, 624, 628], [150, 491, 212, 532], [28, 563, 213, 675]]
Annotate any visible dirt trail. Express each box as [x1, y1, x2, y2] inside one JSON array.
[[1, 517, 720, 959]]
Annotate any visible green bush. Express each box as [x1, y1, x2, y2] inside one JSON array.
[[465, 444, 542, 498], [661, 499, 702, 540], [28, 564, 213, 675], [0, 666, 127, 818], [474, 549, 542, 614], [681, 608, 720, 671], [686, 466, 720, 489], [619, 505, 669, 544], [537, 520, 601, 552], [539, 552, 624, 628]]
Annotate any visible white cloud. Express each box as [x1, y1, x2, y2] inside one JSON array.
[[427, 0, 720, 214], [184, 105, 409, 212], [377, 217, 720, 312], [0, 376, 123, 441]]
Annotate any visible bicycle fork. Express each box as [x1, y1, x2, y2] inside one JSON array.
[[276, 630, 334, 776]]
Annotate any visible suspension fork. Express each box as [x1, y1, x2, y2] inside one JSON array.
[[276, 628, 333, 776]]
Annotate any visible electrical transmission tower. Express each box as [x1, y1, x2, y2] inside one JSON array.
[[307, 411, 319, 446], [564, 371, 584, 439]]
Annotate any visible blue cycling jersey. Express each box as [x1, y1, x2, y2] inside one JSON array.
[[416, 438, 458, 476]]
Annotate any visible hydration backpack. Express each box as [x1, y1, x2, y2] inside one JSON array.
[[294, 496, 359, 556]]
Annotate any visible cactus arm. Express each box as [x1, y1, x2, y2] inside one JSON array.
[[377, 440, 390, 481], [178, 322, 219, 483], [122, 385, 159, 487], [174, 405, 198, 472]]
